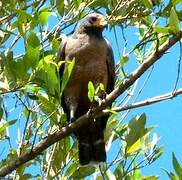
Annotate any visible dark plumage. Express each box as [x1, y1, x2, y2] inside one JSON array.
[[58, 13, 115, 165]]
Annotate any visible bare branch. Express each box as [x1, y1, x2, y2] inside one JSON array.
[[0, 31, 181, 177], [112, 88, 182, 112]]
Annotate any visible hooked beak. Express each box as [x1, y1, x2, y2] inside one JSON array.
[[95, 17, 108, 28]]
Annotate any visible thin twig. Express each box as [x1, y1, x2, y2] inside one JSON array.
[[173, 41, 182, 91]]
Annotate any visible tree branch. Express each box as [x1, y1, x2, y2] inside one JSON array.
[[0, 31, 181, 177], [103, 32, 182, 106], [112, 88, 182, 112]]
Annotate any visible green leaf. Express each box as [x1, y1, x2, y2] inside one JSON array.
[[120, 55, 129, 67], [99, 83, 105, 91], [114, 162, 124, 179], [39, 11, 52, 26], [172, 153, 182, 177], [51, 38, 60, 52], [25, 46, 40, 69], [0, 106, 3, 120], [61, 60, 75, 92], [27, 31, 40, 48], [105, 119, 119, 143], [34, 55, 59, 95], [56, 0, 65, 15], [71, 165, 95, 178], [133, 161, 141, 180], [37, 94, 58, 124], [154, 27, 170, 34], [162, 169, 178, 180], [140, 0, 153, 9], [169, 7, 180, 33], [142, 176, 159, 180], [88, 81, 95, 102], [65, 162, 78, 177], [151, 146, 163, 163], [125, 114, 148, 153], [0, 119, 17, 133]]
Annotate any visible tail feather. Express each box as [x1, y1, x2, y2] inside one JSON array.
[[78, 140, 106, 165], [78, 142, 92, 165], [93, 140, 106, 163]]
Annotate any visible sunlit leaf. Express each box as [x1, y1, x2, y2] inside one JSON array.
[[120, 56, 129, 67], [127, 139, 141, 154], [142, 176, 159, 180], [88, 81, 95, 102], [169, 7, 180, 33], [39, 11, 52, 26], [125, 114, 147, 150], [0, 119, 17, 133], [133, 161, 141, 180]]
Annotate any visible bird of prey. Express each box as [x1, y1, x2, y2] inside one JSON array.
[[58, 13, 115, 165]]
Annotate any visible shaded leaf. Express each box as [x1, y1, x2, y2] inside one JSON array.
[[150, 146, 163, 163], [172, 153, 182, 177], [27, 31, 40, 48], [71, 165, 95, 178], [0, 106, 3, 120], [162, 168, 178, 180]]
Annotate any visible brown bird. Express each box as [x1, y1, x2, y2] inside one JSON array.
[[58, 13, 115, 165]]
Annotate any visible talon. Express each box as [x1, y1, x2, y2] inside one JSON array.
[[94, 96, 103, 106]]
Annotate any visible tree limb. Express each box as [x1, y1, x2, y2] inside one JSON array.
[[0, 31, 181, 177], [112, 88, 182, 112]]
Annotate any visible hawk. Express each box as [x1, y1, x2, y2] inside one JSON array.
[[58, 13, 115, 165]]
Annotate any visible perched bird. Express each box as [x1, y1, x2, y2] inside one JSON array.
[[58, 13, 115, 165]]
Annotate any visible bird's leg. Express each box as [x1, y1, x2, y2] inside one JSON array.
[[94, 96, 103, 106], [70, 109, 76, 122], [87, 91, 106, 116], [94, 91, 107, 106], [70, 105, 77, 123]]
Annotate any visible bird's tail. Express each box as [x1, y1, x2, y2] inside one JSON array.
[[78, 142, 92, 165], [92, 139, 106, 163], [78, 140, 106, 165]]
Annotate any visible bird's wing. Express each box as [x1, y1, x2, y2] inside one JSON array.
[[105, 39, 115, 93], [57, 35, 68, 76]]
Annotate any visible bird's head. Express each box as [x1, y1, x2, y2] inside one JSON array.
[[74, 13, 107, 37]]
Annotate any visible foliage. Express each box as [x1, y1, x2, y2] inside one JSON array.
[[0, 0, 181, 179], [163, 153, 182, 180]]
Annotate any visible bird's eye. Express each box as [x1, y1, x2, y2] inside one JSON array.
[[91, 17, 97, 22]]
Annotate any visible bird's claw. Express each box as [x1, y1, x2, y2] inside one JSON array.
[[94, 96, 103, 106]]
